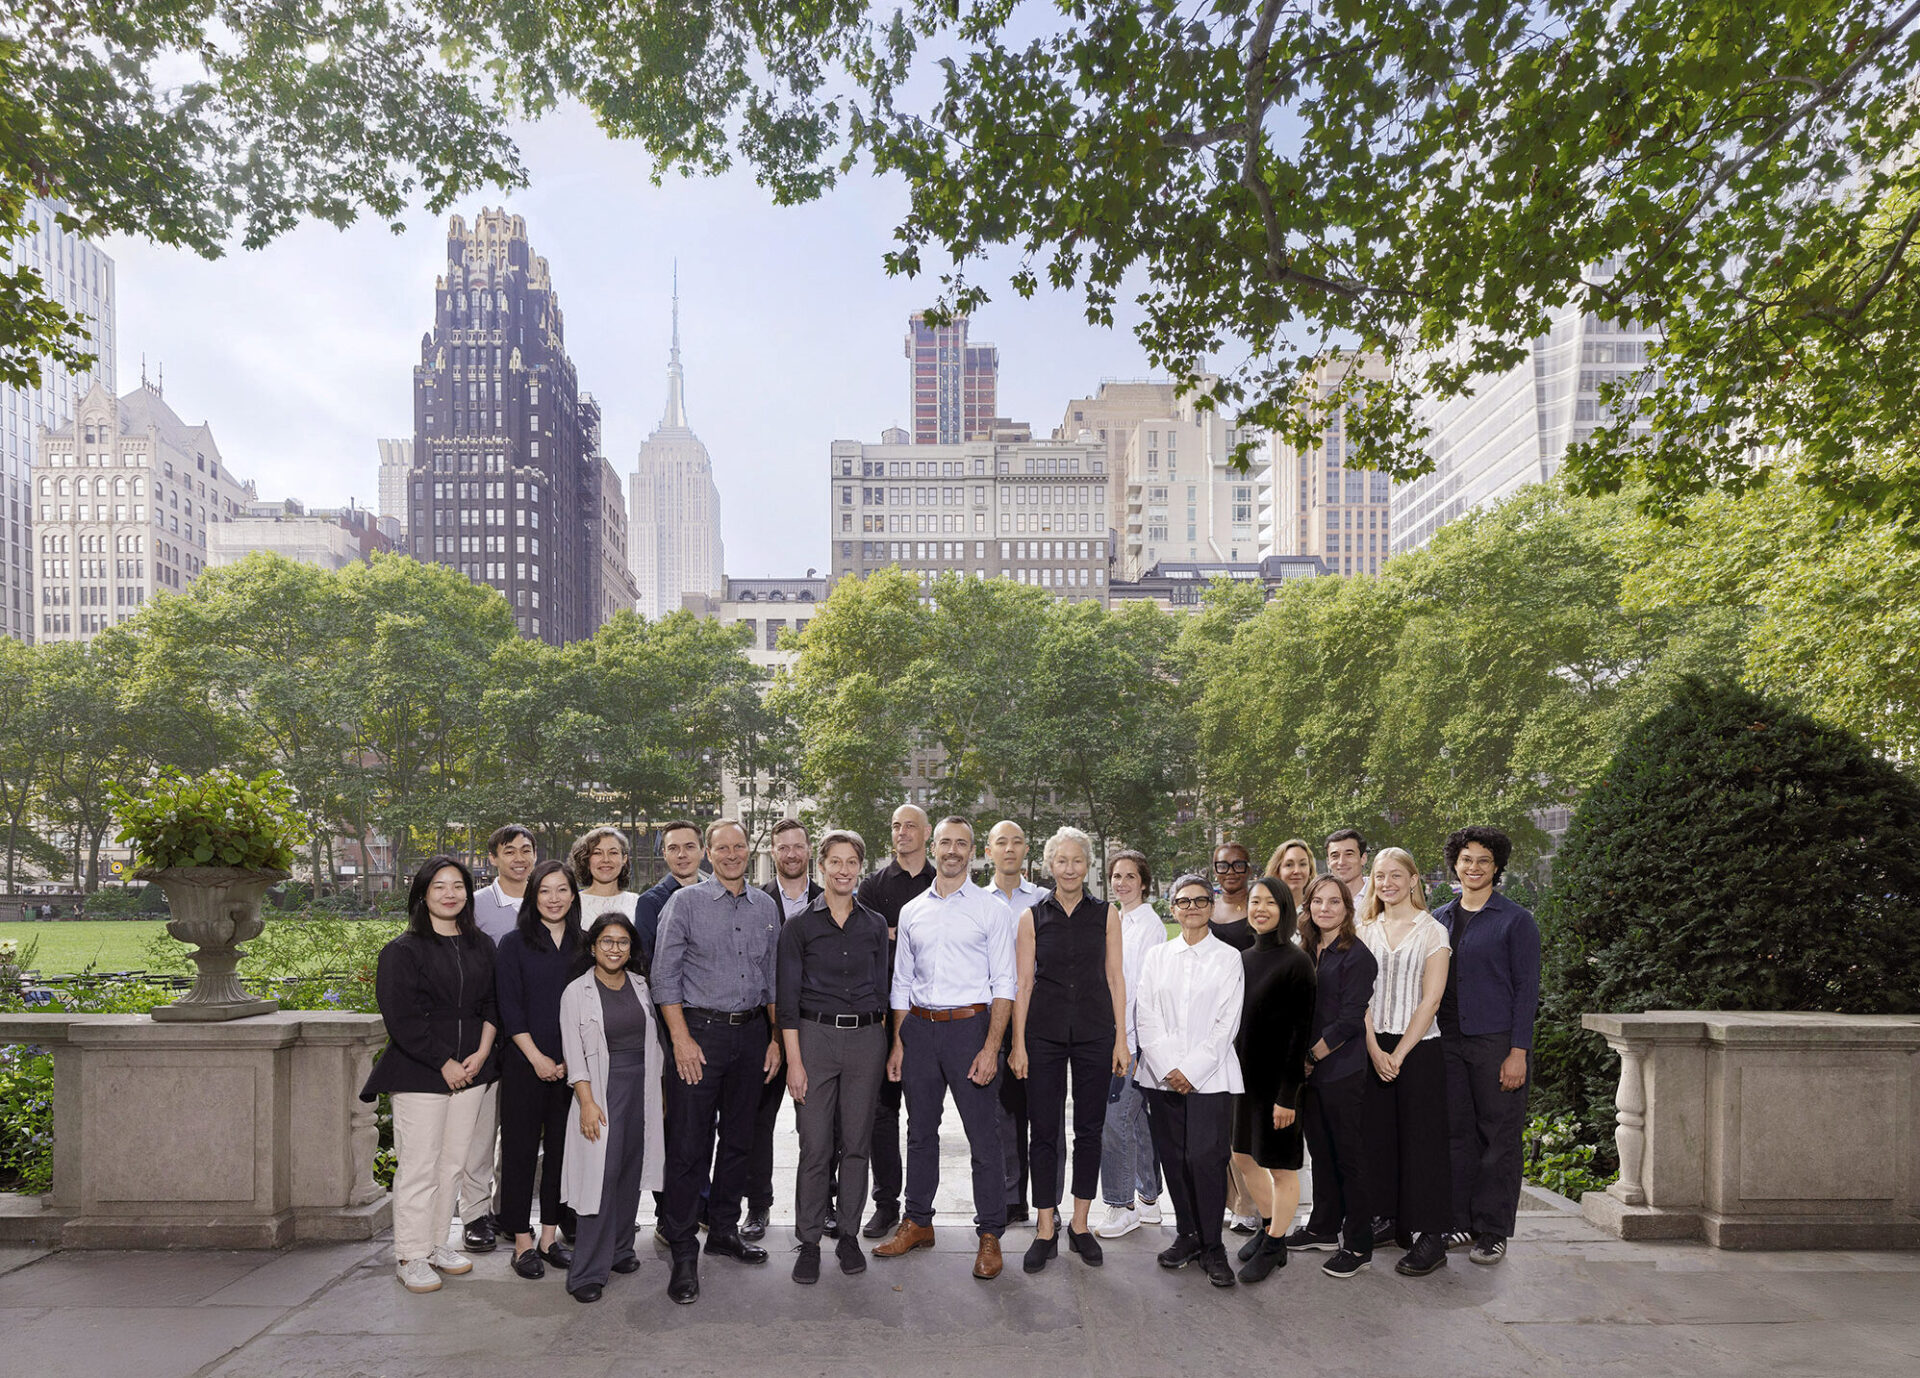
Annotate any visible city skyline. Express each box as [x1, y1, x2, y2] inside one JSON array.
[[98, 105, 1162, 582]]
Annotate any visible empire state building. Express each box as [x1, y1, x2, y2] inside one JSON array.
[[629, 275, 723, 619]]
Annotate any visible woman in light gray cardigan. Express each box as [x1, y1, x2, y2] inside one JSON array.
[[558, 912, 666, 1303]]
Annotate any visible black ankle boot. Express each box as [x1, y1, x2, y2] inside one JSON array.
[[1238, 1232, 1289, 1284], [1237, 1218, 1272, 1262]]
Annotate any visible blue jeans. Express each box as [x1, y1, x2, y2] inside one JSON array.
[[1100, 1072, 1160, 1208]]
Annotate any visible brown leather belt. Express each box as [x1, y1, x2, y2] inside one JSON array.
[[909, 1003, 988, 1022]]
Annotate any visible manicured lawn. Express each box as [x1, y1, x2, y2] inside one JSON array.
[[0, 920, 176, 976]]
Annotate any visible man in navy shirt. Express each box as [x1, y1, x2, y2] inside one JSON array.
[[1433, 826, 1540, 1267], [633, 820, 706, 963]]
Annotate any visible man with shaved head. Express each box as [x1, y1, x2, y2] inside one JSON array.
[[983, 819, 1049, 1224], [853, 802, 935, 1239]]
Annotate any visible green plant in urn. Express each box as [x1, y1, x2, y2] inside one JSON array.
[[111, 769, 306, 1021]]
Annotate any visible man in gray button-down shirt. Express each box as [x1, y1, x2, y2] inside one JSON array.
[[651, 820, 783, 1302]]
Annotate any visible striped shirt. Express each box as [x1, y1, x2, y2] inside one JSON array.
[[1359, 912, 1451, 1040]]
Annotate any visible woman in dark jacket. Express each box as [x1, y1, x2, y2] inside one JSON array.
[[495, 859, 589, 1280], [1230, 876, 1316, 1282], [362, 856, 500, 1294], [1285, 874, 1380, 1280]]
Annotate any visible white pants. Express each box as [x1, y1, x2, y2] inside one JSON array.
[[391, 1086, 489, 1261], [456, 1079, 500, 1221]]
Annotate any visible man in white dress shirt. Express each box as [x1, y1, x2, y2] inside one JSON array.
[[1135, 871, 1246, 1288], [983, 819, 1049, 1225], [872, 816, 1016, 1280]]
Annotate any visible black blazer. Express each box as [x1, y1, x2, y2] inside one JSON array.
[[360, 929, 500, 1101]]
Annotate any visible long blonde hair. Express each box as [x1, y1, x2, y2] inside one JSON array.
[[1359, 846, 1426, 926]]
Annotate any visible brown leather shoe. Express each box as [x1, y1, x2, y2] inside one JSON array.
[[972, 1234, 1003, 1280], [872, 1220, 935, 1258]]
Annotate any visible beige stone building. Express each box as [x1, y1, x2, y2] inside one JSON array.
[[1271, 353, 1395, 576], [32, 379, 253, 640]]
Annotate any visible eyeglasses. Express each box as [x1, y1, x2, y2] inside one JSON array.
[[596, 938, 632, 950], [1213, 859, 1249, 874], [1170, 895, 1212, 910]]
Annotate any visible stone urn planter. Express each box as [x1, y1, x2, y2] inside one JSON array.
[[141, 865, 290, 1021]]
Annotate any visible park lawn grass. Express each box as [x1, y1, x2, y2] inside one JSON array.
[[0, 920, 174, 976]]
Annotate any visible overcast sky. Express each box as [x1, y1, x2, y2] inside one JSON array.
[[100, 104, 1161, 579]]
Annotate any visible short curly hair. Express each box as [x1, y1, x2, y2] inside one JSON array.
[[1443, 826, 1512, 887]]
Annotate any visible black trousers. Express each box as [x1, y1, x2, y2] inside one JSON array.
[[1026, 1032, 1110, 1209], [1143, 1087, 1232, 1252], [870, 1052, 903, 1212], [1364, 1032, 1452, 1236], [497, 1047, 571, 1238], [1301, 1070, 1373, 1255], [661, 1013, 767, 1259], [1444, 1033, 1530, 1237]]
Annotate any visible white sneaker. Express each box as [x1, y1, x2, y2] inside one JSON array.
[[396, 1258, 441, 1292], [1094, 1205, 1141, 1239], [1136, 1198, 1163, 1226], [426, 1245, 473, 1275]]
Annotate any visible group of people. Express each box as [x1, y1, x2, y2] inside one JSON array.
[[361, 806, 1541, 1305]]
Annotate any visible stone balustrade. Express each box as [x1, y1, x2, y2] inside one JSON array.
[[1582, 1011, 1920, 1249], [0, 1011, 390, 1248]]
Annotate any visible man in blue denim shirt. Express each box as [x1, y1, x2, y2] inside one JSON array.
[[1433, 826, 1540, 1267]]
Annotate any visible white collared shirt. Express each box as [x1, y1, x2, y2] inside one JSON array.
[[891, 878, 1017, 1010], [1132, 931, 1245, 1095], [1116, 901, 1166, 1049], [982, 875, 1049, 939]]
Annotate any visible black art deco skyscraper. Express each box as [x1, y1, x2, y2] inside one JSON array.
[[407, 209, 595, 644]]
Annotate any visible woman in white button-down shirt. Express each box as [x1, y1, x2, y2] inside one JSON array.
[[1133, 872, 1245, 1288]]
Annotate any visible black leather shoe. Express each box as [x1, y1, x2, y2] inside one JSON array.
[[570, 1283, 603, 1303], [861, 1205, 900, 1240], [668, 1257, 700, 1304], [823, 1206, 839, 1240], [1022, 1230, 1058, 1274], [462, 1217, 497, 1253], [612, 1255, 641, 1274], [1395, 1233, 1449, 1277], [539, 1241, 573, 1271], [1157, 1233, 1204, 1269], [705, 1231, 769, 1264], [1005, 1203, 1031, 1225], [510, 1247, 545, 1280], [741, 1206, 770, 1242], [792, 1242, 821, 1284], [1066, 1226, 1103, 1267], [1203, 1247, 1237, 1287], [836, 1234, 866, 1275]]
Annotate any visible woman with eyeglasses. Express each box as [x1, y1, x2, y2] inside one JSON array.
[[1206, 842, 1256, 952], [1134, 872, 1246, 1288], [495, 859, 589, 1280], [570, 826, 639, 926], [557, 912, 665, 1303]]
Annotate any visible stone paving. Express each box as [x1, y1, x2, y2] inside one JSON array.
[[4, 1092, 1918, 1377]]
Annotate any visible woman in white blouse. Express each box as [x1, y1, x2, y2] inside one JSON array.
[[1359, 847, 1454, 1278], [571, 827, 641, 930], [1134, 872, 1246, 1289], [1094, 850, 1167, 1239]]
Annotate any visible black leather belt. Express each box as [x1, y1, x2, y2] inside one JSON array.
[[683, 1006, 764, 1025], [799, 1009, 886, 1028]]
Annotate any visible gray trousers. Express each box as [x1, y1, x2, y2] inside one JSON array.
[[1100, 1073, 1160, 1207], [568, 1050, 647, 1294], [1444, 1033, 1530, 1238], [794, 1019, 886, 1246]]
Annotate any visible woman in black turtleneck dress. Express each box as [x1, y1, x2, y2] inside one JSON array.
[[1230, 876, 1316, 1282]]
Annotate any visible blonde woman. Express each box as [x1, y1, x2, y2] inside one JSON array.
[[1263, 837, 1316, 915], [1010, 826, 1129, 1271], [1358, 846, 1453, 1278]]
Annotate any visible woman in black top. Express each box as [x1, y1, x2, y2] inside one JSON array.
[[1230, 877, 1316, 1282], [1286, 874, 1380, 1279], [362, 856, 499, 1294], [1011, 826, 1129, 1272], [496, 859, 589, 1280]]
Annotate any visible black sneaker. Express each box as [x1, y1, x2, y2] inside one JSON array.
[[836, 1233, 867, 1275], [1370, 1215, 1396, 1242], [1443, 1230, 1474, 1250], [792, 1242, 821, 1284], [1322, 1249, 1371, 1279], [1201, 1246, 1237, 1287], [1395, 1233, 1448, 1277], [1281, 1225, 1340, 1251], [1469, 1233, 1507, 1265], [1157, 1233, 1204, 1269]]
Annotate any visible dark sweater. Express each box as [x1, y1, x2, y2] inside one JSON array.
[[1235, 932, 1317, 1111], [361, 929, 499, 1100]]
